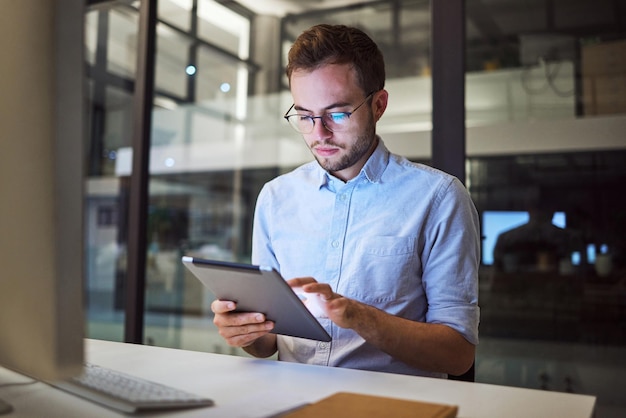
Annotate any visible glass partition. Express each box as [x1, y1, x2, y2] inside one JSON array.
[[85, 3, 140, 343], [466, 0, 626, 124], [106, 9, 139, 79], [155, 23, 194, 98], [158, 0, 192, 31], [85, 0, 259, 353], [197, 0, 250, 59], [465, 0, 626, 414]]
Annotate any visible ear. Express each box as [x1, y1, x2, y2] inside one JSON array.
[[372, 89, 388, 122]]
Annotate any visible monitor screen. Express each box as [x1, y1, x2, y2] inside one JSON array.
[[0, 0, 85, 402], [482, 210, 566, 265]]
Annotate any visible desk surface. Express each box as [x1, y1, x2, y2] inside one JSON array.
[[0, 339, 595, 418]]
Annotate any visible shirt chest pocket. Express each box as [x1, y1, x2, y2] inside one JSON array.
[[344, 235, 419, 304]]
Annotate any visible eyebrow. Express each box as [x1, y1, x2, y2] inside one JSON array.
[[293, 100, 353, 113]]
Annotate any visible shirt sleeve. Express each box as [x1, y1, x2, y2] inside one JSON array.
[[421, 177, 481, 345], [251, 183, 280, 270]]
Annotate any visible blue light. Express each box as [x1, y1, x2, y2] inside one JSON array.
[[220, 82, 231, 93], [185, 65, 196, 76], [587, 244, 596, 264]]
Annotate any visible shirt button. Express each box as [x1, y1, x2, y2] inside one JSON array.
[[339, 194, 347, 201], [319, 342, 328, 349], [331, 241, 339, 248]]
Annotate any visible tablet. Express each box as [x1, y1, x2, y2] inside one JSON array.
[[181, 256, 331, 342]]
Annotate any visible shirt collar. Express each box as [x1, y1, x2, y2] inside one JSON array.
[[314, 136, 389, 189], [361, 137, 389, 184]]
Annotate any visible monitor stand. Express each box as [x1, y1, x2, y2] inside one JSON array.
[[0, 398, 12, 415]]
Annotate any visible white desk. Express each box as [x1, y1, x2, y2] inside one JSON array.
[[0, 339, 595, 418]]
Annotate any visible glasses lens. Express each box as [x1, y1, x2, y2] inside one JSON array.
[[287, 115, 314, 133], [323, 113, 350, 132]]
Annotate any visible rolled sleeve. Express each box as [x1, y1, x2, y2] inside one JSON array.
[[422, 177, 480, 345]]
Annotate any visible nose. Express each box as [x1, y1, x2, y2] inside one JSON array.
[[311, 116, 332, 140]]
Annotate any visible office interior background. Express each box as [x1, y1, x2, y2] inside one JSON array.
[[84, 0, 625, 416]]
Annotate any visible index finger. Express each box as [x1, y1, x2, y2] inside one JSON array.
[[287, 277, 317, 287]]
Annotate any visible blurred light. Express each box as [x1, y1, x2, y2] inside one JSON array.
[[164, 158, 175, 167], [587, 244, 596, 264], [220, 82, 231, 93], [185, 65, 196, 76], [552, 212, 566, 228]]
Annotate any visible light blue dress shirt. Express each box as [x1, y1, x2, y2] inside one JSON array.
[[251, 139, 480, 378]]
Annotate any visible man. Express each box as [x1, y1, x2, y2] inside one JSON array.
[[212, 24, 479, 378]]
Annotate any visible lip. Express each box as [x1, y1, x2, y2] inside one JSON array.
[[314, 146, 340, 157]]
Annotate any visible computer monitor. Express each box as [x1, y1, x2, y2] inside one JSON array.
[[0, 0, 85, 411], [481, 210, 566, 265]]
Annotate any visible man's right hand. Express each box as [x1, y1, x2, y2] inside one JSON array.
[[210, 300, 276, 352]]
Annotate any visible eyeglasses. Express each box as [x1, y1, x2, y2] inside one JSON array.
[[283, 91, 375, 134]]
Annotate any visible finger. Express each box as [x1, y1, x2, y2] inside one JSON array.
[[213, 311, 266, 328], [287, 277, 317, 287], [219, 321, 274, 340], [211, 299, 236, 314], [308, 286, 342, 302], [224, 327, 274, 348], [219, 321, 275, 348], [301, 282, 332, 296]]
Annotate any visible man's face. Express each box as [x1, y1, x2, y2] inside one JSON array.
[[289, 63, 387, 181]]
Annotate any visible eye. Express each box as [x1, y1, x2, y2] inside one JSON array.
[[326, 112, 350, 124]]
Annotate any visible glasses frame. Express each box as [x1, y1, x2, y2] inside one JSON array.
[[283, 91, 376, 134]]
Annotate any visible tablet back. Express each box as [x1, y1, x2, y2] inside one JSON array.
[[182, 257, 331, 342]]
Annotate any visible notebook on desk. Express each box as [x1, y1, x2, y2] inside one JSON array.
[[277, 392, 458, 418]]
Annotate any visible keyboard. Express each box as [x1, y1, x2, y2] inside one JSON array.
[[50, 363, 214, 414]]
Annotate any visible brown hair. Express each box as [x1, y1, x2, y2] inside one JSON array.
[[285, 24, 385, 94]]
